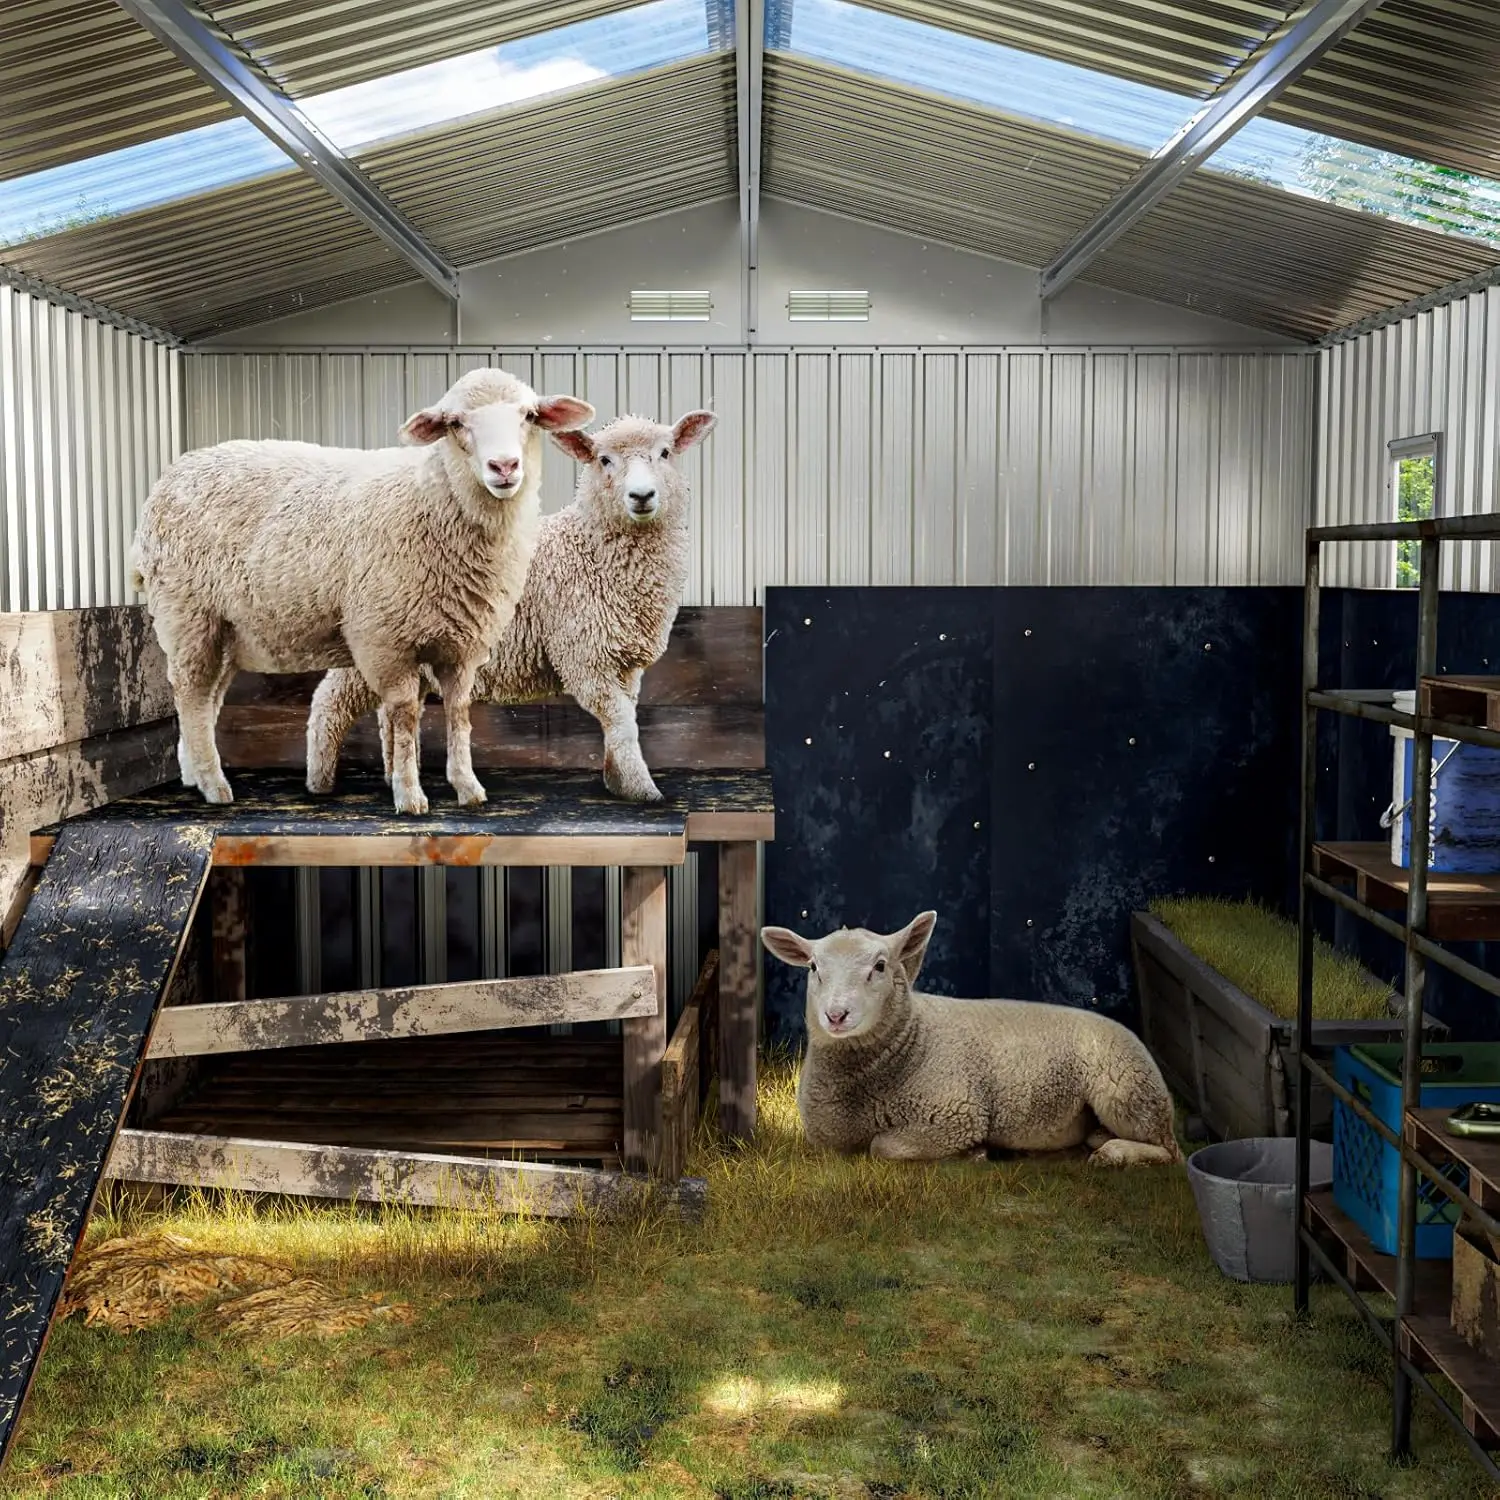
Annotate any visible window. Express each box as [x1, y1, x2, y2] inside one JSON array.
[[1389, 434, 1441, 589]]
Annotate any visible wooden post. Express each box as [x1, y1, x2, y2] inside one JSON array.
[[621, 865, 668, 1174], [209, 868, 248, 1005], [717, 840, 758, 1142]]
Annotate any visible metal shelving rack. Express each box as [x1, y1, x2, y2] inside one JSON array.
[[1294, 512, 1500, 1480]]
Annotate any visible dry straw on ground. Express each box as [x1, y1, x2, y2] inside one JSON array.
[[59, 1230, 411, 1338]]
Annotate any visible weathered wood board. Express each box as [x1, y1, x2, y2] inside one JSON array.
[[107, 1129, 706, 1219], [217, 606, 766, 772], [148, 966, 659, 1057], [0, 820, 213, 1469]]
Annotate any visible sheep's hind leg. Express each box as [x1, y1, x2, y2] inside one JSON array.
[[870, 1131, 967, 1162], [1085, 1057, 1183, 1169], [1087, 1137, 1179, 1168], [169, 627, 234, 805], [434, 663, 484, 806], [306, 669, 378, 795]]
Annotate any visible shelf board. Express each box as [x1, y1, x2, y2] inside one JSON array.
[[1423, 676, 1500, 734], [1304, 1190, 1500, 1446], [1407, 1109, 1500, 1216], [1311, 842, 1500, 942]]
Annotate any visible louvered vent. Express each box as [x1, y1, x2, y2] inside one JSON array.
[[628, 289, 712, 321], [787, 289, 871, 321]]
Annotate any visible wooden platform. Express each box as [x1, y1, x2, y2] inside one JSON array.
[[1305, 1189, 1500, 1446], [1422, 676, 1500, 733], [1312, 842, 1500, 941]]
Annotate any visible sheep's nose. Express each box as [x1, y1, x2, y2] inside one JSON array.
[[825, 1008, 850, 1029], [488, 457, 520, 485], [628, 487, 657, 508]]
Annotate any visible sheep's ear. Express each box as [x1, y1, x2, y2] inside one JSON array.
[[550, 429, 596, 464], [761, 925, 814, 967], [893, 911, 937, 985], [400, 406, 460, 445], [534, 395, 595, 433], [671, 409, 717, 453]]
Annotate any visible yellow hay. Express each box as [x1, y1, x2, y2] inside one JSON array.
[[210, 1278, 414, 1338]]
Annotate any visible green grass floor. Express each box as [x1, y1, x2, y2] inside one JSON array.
[[4, 1063, 1496, 1500]]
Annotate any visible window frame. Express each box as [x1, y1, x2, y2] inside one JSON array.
[[1387, 431, 1443, 591]]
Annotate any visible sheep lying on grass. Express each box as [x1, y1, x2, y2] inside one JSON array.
[[304, 409, 717, 804], [761, 911, 1182, 1168], [131, 368, 593, 814]]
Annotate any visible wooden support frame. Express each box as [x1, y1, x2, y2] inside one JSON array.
[[718, 841, 759, 1142], [106, 1129, 706, 1220], [147, 967, 658, 1058], [621, 865, 669, 1174], [661, 950, 719, 1182]]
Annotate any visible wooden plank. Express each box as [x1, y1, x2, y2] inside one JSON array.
[[1407, 1109, 1500, 1216], [1401, 1316, 1500, 1446], [1303, 1188, 1449, 1316], [1422, 675, 1500, 734], [105, 1130, 706, 1220], [0, 822, 213, 1470], [661, 951, 718, 1182], [0, 864, 39, 955], [1313, 841, 1500, 942], [209, 869, 247, 1006], [621, 866, 668, 1175], [148, 966, 659, 1057], [219, 703, 766, 773], [718, 840, 759, 1143], [686, 809, 775, 842], [2, 719, 178, 925], [0, 606, 173, 762]]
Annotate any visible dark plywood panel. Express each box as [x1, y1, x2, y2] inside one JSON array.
[[0, 822, 212, 1468]]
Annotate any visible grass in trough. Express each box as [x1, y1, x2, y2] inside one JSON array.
[[5, 1060, 1492, 1499], [1149, 896, 1396, 1023]]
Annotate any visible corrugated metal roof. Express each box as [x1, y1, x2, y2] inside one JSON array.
[[843, 0, 1295, 97], [1088, 169, 1500, 339], [199, 0, 651, 97], [0, 0, 233, 181], [1, 170, 411, 340], [763, 55, 1137, 270], [359, 54, 737, 263], [1268, 1, 1500, 178]]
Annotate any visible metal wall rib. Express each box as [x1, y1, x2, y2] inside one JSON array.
[[0, 283, 182, 611], [185, 343, 1316, 593], [1318, 286, 1500, 593]]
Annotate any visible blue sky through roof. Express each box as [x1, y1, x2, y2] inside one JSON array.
[[787, 0, 1500, 247], [0, 0, 713, 247]]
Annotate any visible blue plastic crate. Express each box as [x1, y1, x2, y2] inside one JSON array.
[[1332, 1043, 1500, 1259]]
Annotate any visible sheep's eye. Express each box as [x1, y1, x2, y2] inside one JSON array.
[[809, 961, 817, 975], [874, 958, 886, 974], [599, 454, 613, 468], [660, 446, 671, 459]]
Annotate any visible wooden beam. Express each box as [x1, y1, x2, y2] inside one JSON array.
[[621, 866, 668, 1175], [686, 809, 775, 842], [32, 829, 691, 869], [209, 869, 248, 1006], [661, 951, 718, 1182], [105, 1129, 706, 1220], [718, 841, 759, 1142], [147, 966, 659, 1058]]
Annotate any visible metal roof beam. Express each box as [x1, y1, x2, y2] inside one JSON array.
[[737, 0, 765, 342], [0, 263, 180, 346], [1038, 0, 1384, 302], [111, 0, 460, 302]]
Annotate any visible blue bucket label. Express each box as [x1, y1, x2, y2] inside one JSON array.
[[1396, 736, 1500, 873]]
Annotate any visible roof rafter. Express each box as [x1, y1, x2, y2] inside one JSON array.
[[737, 0, 766, 341], [110, 0, 460, 303], [1038, 0, 1385, 302]]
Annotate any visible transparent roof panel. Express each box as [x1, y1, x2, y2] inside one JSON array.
[[784, 0, 1500, 248], [0, 0, 715, 247]]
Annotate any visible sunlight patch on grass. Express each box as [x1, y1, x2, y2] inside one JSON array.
[[703, 1374, 844, 1418]]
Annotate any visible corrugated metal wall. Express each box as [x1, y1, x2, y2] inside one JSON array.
[[0, 285, 182, 612], [186, 345, 1317, 595], [1319, 291, 1500, 592]]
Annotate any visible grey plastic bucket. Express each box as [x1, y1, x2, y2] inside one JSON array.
[[1187, 1137, 1333, 1284]]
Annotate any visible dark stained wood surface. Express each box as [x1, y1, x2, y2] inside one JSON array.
[[1312, 841, 1500, 942], [217, 606, 765, 772], [718, 841, 759, 1143], [0, 820, 213, 1469], [622, 865, 669, 1175]]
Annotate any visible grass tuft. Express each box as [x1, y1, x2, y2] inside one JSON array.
[[1149, 896, 1395, 1022]]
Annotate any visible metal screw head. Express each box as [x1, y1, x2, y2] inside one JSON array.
[[973, 821, 981, 829], [630, 986, 644, 1001], [800, 909, 808, 918], [803, 617, 812, 626], [805, 737, 813, 746], [1024, 628, 1033, 638], [884, 750, 891, 758], [1027, 762, 1036, 771], [1208, 855, 1216, 864], [1128, 737, 1137, 746], [1025, 918, 1034, 928], [939, 633, 947, 641], [1204, 642, 1212, 652]]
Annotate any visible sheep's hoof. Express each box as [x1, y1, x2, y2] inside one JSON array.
[[392, 783, 429, 816], [198, 775, 234, 806], [306, 773, 335, 796], [453, 780, 487, 807]]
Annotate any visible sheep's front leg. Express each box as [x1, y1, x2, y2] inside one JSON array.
[[367, 672, 428, 815], [434, 662, 484, 806], [306, 668, 379, 795], [570, 674, 661, 803]]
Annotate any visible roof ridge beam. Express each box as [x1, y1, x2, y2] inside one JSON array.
[[1038, 0, 1385, 301], [737, 0, 765, 342], [111, 0, 460, 302]]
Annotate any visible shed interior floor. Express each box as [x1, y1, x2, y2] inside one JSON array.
[[149, 1034, 624, 1166]]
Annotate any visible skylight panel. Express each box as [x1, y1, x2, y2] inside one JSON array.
[[784, 0, 1500, 250], [0, 0, 716, 248]]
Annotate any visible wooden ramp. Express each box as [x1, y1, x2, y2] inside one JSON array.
[[0, 820, 213, 1469]]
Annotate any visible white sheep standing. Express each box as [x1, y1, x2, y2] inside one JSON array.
[[131, 368, 593, 815], [303, 409, 718, 804], [761, 911, 1182, 1168]]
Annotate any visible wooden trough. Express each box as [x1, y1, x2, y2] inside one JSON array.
[[0, 603, 772, 1470]]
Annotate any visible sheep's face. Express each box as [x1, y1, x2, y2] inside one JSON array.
[[761, 912, 936, 1041], [552, 410, 717, 526], [402, 375, 594, 501]]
